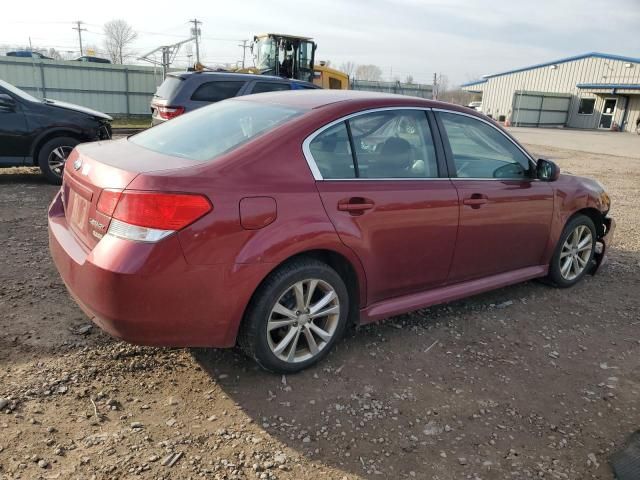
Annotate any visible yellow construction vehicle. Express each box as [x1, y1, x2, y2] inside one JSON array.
[[241, 33, 349, 89]]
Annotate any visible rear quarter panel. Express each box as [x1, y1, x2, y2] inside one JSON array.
[[125, 112, 369, 342]]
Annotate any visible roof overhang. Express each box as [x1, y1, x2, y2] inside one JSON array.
[[577, 83, 640, 95]]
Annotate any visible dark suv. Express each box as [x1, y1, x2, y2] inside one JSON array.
[[151, 71, 318, 125], [0, 79, 112, 184]]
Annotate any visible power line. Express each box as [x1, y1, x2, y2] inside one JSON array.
[[72, 21, 86, 56], [188, 18, 201, 64], [238, 39, 250, 69]]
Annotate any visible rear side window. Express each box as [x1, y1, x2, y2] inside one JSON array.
[[349, 110, 438, 178], [130, 99, 305, 162], [308, 122, 356, 179], [308, 110, 439, 179], [251, 82, 291, 94], [191, 81, 245, 102], [154, 76, 183, 100]]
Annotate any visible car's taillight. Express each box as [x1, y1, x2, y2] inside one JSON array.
[[156, 105, 185, 120], [97, 189, 122, 216], [97, 190, 211, 242]]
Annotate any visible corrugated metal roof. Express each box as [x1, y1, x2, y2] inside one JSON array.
[[461, 52, 640, 87]]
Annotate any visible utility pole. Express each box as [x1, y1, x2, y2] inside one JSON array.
[[72, 21, 86, 56], [432, 72, 438, 100], [238, 39, 249, 69], [189, 19, 202, 65]]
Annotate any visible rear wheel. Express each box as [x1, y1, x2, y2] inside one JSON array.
[[548, 214, 596, 287], [37, 136, 79, 184], [239, 259, 349, 373]]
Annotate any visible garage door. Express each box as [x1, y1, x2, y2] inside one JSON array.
[[511, 91, 571, 127]]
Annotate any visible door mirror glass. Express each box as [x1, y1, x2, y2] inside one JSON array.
[[0, 93, 16, 110], [536, 158, 560, 181], [494, 162, 527, 178]]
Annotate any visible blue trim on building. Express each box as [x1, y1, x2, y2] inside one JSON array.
[[460, 79, 487, 88], [577, 83, 640, 90], [462, 52, 640, 87]]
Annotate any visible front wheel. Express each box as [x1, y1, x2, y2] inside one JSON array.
[[548, 214, 596, 287], [239, 259, 349, 373], [37, 137, 80, 184]]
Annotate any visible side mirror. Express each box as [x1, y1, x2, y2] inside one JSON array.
[[0, 93, 16, 110], [537, 158, 560, 182]]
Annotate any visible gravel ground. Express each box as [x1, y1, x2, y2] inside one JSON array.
[[0, 141, 639, 480]]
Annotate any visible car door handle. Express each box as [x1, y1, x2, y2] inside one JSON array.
[[462, 194, 488, 208], [337, 198, 375, 214]]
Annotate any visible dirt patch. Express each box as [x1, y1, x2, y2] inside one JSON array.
[[1, 145, 639, 479]]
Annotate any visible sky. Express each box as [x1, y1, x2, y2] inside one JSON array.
[[2, 0, 638, 86]]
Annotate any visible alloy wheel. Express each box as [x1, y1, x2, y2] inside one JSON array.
[[48, 146, 74, 177], [559, 224, 593, 281], [266, 278, 340, 364]]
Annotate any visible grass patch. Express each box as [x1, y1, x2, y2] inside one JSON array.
[[111, 117, 151, 129]]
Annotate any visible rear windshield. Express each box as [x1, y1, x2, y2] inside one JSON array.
[[130, 99, 305, 161], [154, 76, 183, 99]]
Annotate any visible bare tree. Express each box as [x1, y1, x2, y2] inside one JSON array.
[[46, 48, 63, 60], [103, 19, 137, 64], [355, 64, 383, 81], [439, 89, 477, 106], [405, 75, 414, 84], [437, 73, 449, 93], [339, 61, 357, 78]]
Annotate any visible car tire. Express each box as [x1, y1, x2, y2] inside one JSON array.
[[239, 258, 350, 374], [547, 214, 597, 288], [37, 136, 80, 185]]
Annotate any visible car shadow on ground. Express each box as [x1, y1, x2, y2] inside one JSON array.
[[191, 245, 639, 478], [191, 273, 610, 477]]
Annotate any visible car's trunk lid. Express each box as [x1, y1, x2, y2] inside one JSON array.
[[62, 139, 200, 249]]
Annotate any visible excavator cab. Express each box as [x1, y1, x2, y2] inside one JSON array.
[[253, 34, 316, 83]]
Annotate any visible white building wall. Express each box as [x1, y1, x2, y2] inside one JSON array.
[[465, 55, 640, 132]]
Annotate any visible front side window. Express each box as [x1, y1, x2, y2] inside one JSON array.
[[578, 98, 595, 115], [349, 110, 438, 178], [191, 81, 245, 102], [439, 112, 531, 179], [251, 82, 291, 94], [130, 99, 304, 162]]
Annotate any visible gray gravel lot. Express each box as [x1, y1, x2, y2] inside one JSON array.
[[0, 131, 638, 480]]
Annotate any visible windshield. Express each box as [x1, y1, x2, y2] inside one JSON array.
[[255, 37, 277, 71], [0, 79, 40, 102], [130, 99, 305, 162]]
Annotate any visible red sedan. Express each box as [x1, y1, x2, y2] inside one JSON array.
[[48, 90, 615, 373]]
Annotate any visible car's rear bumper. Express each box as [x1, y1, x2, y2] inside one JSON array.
[[150, 116, 166, 126], [48, 191, 263, 347], [592, 216, 615, 273]]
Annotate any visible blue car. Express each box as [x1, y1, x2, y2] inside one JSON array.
[[6, 51, 53, 60]]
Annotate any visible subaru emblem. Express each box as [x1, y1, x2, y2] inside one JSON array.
[[73, 158, 82, 170]]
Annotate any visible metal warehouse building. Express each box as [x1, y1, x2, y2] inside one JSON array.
[[462, 52, 640, 133]]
